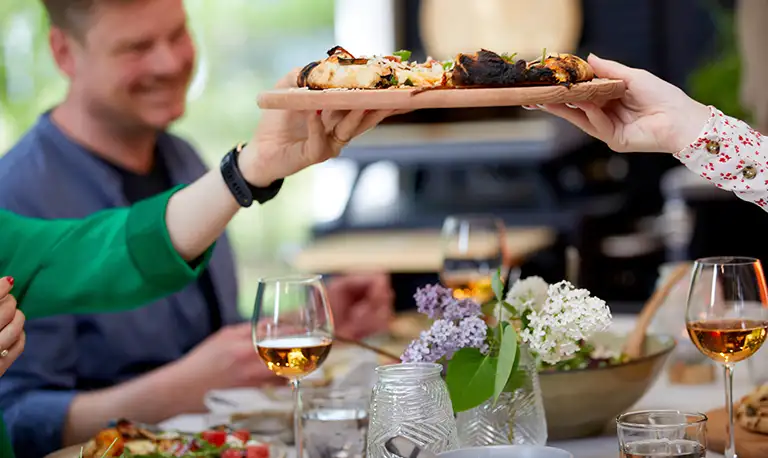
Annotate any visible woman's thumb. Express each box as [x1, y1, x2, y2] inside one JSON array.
[[587, 53, 637, 81]]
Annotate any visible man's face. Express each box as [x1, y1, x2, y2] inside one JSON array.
[[57, 0, 196, 130]]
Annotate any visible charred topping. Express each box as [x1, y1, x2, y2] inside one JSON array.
[[338, 57, 370, 65], [326, 45, 355, 58], [449, 49, 527, 87], [297, 60, 320, 87]]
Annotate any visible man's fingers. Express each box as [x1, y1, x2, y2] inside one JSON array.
[[331, 110, 368, 146]]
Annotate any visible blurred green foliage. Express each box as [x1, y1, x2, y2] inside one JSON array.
[[687, 2, 751, 121]]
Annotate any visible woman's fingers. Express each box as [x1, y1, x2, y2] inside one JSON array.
[[540, 103, 600, 139], [0, 302, 24, 356], [0, 276, 13, 299], [0, 330, 25, 376]]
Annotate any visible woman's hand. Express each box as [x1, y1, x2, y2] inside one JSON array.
[[0, 277, 25, 377], [239, 69, 404, 186], [541, 54, 711, 154]]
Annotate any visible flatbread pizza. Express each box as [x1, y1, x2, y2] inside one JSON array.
[[297, 45, 595, 91]]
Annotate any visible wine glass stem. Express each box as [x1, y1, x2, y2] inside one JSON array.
[[724, 363, 737, 458], [292, 378, 304, 458]]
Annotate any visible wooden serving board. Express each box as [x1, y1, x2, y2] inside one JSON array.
[[256, 79, 625, 111], [705, 406, 768, 458]]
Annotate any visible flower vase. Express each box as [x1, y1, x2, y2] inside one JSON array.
[[455, 345, 547, 447]]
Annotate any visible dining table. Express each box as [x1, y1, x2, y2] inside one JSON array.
[[157, 314, 753, 458]]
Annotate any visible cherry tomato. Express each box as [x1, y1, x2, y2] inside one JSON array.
[[246, 443, 270, 458], [221, 450, 244, 458], [232, 429, 251, 443], [200, 430, 227, 447]]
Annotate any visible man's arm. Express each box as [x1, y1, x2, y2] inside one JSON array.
[[61, 358, 209, 447]]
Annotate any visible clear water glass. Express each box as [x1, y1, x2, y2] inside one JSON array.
[[367, 363, 458, 458], [616, 410, 707, 458], [301, 386, 370, 458]]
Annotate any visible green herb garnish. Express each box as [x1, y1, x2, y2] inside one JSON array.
[[393, 49, 412, 61], [500, 52, 518, 63], [441, 60, 455, 70], [541, 47, 547, 64], [404, 78, 414, 86]]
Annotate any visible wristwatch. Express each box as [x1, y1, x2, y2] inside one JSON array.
[[220, 142, 284, 207]]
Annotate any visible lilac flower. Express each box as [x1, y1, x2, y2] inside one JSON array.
[[457, 316, 489, 354], [414, 283, 482, 320], [400, 317, 490, 363], [443, 298, 482, 321], [414, 284, 455, 319]]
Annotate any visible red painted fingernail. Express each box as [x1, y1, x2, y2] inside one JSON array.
[[316, 110, 322, 116], [364, 110, 371, 114], [5, 277, 13, 287]]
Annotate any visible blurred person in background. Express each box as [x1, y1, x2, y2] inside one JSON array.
[[0, 0, 394, 455]]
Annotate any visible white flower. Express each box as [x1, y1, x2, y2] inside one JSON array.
[[503, 276, 549, 318], [520, 280, 612, 365]]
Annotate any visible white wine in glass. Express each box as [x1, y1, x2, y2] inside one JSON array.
[[685, 257, 768, 458], [440, 214, 508, 304], [252, 275, 334, 458]]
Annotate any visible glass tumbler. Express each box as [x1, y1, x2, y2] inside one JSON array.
[[301, 386, 370, 458], [616, 410, 707, 458], [366, 363, 459, 458]]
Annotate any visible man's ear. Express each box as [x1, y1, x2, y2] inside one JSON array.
[[49, 27, 77, 78]]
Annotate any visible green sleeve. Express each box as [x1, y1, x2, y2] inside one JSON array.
[[0, 185, 214, 320]]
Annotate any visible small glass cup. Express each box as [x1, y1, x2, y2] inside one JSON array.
[[616, 410, 707, 458], [301, 386, 370, 458]]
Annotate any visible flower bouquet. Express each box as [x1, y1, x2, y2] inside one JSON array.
[[400, 269, 615, 446]]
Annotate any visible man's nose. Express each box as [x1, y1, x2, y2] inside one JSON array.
[[147, 42, 186, 75]]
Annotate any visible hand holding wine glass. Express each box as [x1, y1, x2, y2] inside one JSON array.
[[252, 275, 334, 458], [685, 257, 768, 458]]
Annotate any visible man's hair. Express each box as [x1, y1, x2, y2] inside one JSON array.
[[41, 0, 128, 37]]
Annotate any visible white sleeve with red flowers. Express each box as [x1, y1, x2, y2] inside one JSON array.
[[674, 105, 768, 210]]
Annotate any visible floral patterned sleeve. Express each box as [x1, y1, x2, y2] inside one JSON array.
[[674, 105, 768, 209]]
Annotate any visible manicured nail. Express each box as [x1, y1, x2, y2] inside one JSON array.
[[4, 277, 13, 288], [316, 110, 322, 116], [364, 110, 371, 114], [565, 103, 578, 109], [536, 104, 545, 109], [522, 105, 538, 111]]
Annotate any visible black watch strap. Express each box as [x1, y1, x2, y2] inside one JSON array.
[[220, 143, 284, 207]]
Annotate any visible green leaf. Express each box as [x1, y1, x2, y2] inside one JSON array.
[[500, 301, 517, 316], [442, 60, 455, 70], [493, 324, 518, 403], [446, 348, 497, 412], [393, 49, 412, 61], [491, 268, 504, 302]]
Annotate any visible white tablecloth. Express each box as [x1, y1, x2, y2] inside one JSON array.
[[160, 315, 755, 457]]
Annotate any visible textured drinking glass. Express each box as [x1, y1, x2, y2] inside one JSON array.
[[367, 363, 458, 458], [684, 257, 768, 458], [440, 214, 508, 304], [301, 386, 370, 458], [456, 345, 547, 446], [616, 410, 707, 458]]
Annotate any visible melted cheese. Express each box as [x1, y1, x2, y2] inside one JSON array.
[[124, 440, 157, 454]]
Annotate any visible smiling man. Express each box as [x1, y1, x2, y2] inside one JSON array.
[[0, 1, 394, 457]]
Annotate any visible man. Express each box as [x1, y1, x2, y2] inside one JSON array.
[[0, 0, 394, 456]]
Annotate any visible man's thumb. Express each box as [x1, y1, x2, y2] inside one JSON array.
[[587, 53, 637, 80]]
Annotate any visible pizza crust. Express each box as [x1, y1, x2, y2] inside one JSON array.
[[736, 384, 768, 434]]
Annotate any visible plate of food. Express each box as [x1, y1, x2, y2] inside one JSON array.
[[256, 46, 624, 110], [46, 419, 287, 458]]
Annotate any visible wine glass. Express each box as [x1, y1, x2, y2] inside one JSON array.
[[252, 274, 334, 458], [685, 257, 768, 458], [440, 214, 510, 304]]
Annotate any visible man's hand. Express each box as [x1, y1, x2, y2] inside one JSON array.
[[326, 273, 395, 340], [239, 69, 405, 187], [174, 323, 282, 389]]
